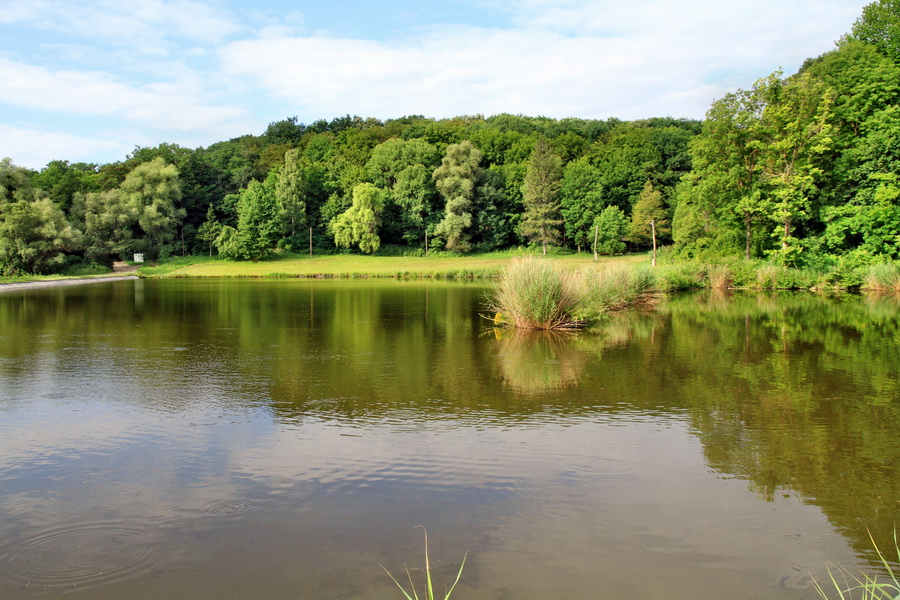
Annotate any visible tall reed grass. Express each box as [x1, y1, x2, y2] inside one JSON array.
[[863, 264, 900, 293], [488, 257, 653, 329]]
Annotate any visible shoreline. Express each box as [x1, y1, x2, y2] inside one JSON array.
[[0, 275, 139, 292]]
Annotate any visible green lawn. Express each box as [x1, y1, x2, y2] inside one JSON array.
[[138, 251, 650, 278]]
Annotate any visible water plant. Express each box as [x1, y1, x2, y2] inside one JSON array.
[[814, 530, 900, 600], [863, 263, 900, 293], [382, 527, 467, 600], [488, 256, 582, 329]]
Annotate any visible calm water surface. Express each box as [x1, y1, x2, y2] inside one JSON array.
[[0, 279, 897, 599]]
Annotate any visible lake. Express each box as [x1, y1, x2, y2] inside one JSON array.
[[0, 279, 897, 599]]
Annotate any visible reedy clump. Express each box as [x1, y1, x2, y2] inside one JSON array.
[[489, 256, 583, 329], [863, 263, 900, 293], [489, 258, 653, 329]]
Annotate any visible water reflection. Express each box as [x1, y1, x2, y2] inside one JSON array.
[[0, 281, 898, 599]]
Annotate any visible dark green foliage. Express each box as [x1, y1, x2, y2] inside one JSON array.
[[520, 139, 564, 254]]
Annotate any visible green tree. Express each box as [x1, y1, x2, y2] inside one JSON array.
[[849, 0, 900, 63], [759, 72, 834, 263], [433, 141, 483, 252], [220, 178, 283, 260], [119, 157, 185, 259], [365, 138, 441, 245], [0, 195, 83, 275], [275, 149, 309, 249], [685, 82, 769, 259], [520, 139, 563, 254], [628, 181, 670, 247], [78, 189, 138, 262], [560, 158, 604, 252], [331, 182, 386, 254], [593, 205, 628, 255]]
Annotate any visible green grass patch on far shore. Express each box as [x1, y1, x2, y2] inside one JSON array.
[[136, 251, 649, 279]]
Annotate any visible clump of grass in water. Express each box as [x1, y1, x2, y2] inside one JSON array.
[[382, 527, 467, 600], [488, 256, 582, 329], [489, 257, 655, 329], [815, 529, 900, 600]]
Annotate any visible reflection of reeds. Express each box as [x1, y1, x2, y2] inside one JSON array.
[[494, 329, 587, 392], [382, 527, 467, 600], [815, 529, 899, 600]]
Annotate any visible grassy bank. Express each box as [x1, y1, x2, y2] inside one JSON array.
[[136, 251, 649, 279]]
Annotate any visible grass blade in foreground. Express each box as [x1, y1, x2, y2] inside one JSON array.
[[381, 526, 468, 600], [815, 529, 900, 600]]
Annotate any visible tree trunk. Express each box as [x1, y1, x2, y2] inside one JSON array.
[[745, 215, 752, 260]]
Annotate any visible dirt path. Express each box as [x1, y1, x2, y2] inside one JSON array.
[[0, 262, 140, 292]]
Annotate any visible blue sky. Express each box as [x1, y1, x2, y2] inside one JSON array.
[[0, 0, 870, 169]]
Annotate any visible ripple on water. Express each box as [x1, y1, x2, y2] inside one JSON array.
[[4, 521, 163, 591], [207, 499, 261, 516]]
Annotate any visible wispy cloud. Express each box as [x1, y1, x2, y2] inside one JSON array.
[[0, 124, 129, 165]]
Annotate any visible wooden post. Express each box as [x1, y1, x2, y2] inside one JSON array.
[[650, 220, 657, 267], [309, 227, 312, 258], [425, 229, 428, 258], [592, 222, 599, 262]]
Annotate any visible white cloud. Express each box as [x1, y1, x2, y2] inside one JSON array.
[[0, 58, 252, 130], [0, 124, 129, 168], [0, 0, 241, 49], [218, 0, 867, 122]]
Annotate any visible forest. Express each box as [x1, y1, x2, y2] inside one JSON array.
[[0, 0, 898, 277]]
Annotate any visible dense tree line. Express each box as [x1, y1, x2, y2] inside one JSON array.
[[673, 0, 900, 267], [0, 114, 697, 274], [1, 0, 897, 275]]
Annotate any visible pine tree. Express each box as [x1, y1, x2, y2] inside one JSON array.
[[520, 139, 563, 254]]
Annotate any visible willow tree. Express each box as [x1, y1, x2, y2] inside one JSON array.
[[433, 141, 482, 252], [521, 139, 563, 254], [119, 157, 184, 259], [331, 183, 386, 254]]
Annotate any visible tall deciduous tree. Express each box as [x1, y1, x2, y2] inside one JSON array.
[[850, 0, 900, 63], [759, 72, 834, 263], [686, 80, 769, 259], [628, 181, 669, 247], [594, 205, 628, 255], [79, 189, 138, 262], [119, 157, 184, 259], [520, 139, 563, 254], [433, 141, 483, 252], [223, 179, 283, 260], [0, 194, 82, 275], [331, 183, 386, 254], [560, 158, 604, 252]]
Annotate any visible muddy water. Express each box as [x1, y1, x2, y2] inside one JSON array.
[[0, 279, 897, 599]]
